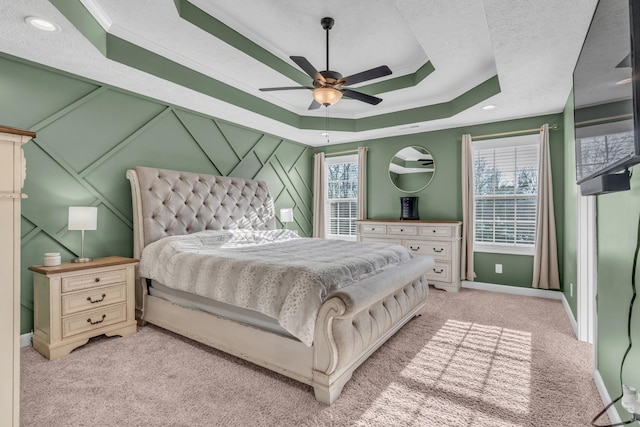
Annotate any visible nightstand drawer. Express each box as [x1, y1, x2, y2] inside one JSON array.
[[62, 303, 127, 339], [61, 268, 127, 293], [426, 262, 452, 283], [61, 284, 127, 316], [405, 241, 451, 259]]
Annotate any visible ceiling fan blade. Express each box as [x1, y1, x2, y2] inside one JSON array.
[[341, 89, 383, 105], [308, 99, 322, 110], [290, 56, 322, 80], [342, 65, 392, 86], [259, 86, 313, 92]]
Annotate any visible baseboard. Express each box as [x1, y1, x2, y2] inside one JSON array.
[[561, 294, 579, 339], [20, 332, 33, 348], [462, 281, 563, 300], [593, 369, 625, 425]]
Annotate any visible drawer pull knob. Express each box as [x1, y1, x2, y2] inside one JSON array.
[[433, 268, 444, 274], [432, 230, 436, 233], [400, 228, 404, 232], [371, 228, 375, 231], [410, 246, 420, 251], [94, 278, 100, 283], [87, 314, 106, 325], [87, 294, 106, 304], [433, 248, 444, 253]]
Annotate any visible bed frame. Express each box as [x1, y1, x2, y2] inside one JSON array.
[[126, 166, 430, 404]]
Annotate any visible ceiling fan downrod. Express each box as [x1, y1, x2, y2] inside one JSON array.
[[321, 17, 334, 72]]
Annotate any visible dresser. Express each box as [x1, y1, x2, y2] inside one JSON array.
[[0, 126, 33, 427], [357, 220, 463, 292], [30, 256, 138, 360]]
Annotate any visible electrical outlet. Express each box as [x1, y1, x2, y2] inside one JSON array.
[[495, 264, 502, 274], [570, 283, 574, 298]]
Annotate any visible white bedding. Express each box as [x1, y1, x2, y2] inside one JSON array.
[[138, 229, 413, 345]]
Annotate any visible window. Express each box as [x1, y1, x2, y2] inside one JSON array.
[[472, 135, 539, 255], [324, 154, 358, 240]]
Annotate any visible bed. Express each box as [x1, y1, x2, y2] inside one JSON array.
[[126, 166, 433, 404]]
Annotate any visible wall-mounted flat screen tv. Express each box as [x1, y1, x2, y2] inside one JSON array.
[[573, 0, 640, 195]]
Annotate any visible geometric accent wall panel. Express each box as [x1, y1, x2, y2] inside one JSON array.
[[2, 55, 313, 334]]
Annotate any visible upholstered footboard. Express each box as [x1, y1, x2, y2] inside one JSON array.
[[312, 256, 432, 404]]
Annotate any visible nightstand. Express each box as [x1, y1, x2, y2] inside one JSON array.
[[29, 256, 138, 360]]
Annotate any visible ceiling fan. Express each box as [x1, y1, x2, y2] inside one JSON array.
[[259, 17, 392, 110]]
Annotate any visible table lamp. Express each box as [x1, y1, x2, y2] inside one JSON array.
[[280, 208, 294, 229], [68, 206, 97, 262]]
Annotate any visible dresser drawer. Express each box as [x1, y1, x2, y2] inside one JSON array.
[[62, 303, 127, 339], [61, 268, 127, 293], [360, 224, 387, 235], [419, 226, 452, 238], [388, 225, 418, 236], [361, 236, 402, 245], [426, 262, 452, 283], [61, 284, 127, 316], [405, 241, 451, 259]]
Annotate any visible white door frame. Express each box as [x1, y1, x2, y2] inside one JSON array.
[[577, 193, 596, 353]]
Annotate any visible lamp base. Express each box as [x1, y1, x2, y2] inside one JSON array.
[[71, 257, 93, 263]]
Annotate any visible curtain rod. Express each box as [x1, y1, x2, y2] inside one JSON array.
[[461, 124, 560, 141], [324, 146, 368, 157]]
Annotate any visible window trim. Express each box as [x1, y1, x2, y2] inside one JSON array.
[[471, 134, 539, 256]]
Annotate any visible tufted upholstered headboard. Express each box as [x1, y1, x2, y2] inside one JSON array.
[[126, 166, 276, 258]]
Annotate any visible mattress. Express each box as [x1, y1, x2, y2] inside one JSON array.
[[148, 280, 293, 337]]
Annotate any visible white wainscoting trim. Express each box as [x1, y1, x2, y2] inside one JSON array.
[[593, 369, 624, 425], [20, 332, 33, 348]]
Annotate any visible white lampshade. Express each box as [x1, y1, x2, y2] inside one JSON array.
[[68, 207, 98, 231], [280, 208, 294, 223]]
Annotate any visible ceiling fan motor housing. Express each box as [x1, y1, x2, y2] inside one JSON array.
[[315, 70, 343, 88]]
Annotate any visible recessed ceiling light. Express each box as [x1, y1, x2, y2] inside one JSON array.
[[25, 16, 60, 32], [482, 104, 496, 110], [616, 77, 632, 85]]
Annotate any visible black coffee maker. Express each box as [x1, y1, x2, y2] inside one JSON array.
[[400, 197, 419, 220]]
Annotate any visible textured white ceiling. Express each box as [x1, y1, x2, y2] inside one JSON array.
[[0, 0, 599, 146]]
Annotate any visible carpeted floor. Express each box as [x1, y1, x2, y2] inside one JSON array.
[[21, 288, 607, 426]]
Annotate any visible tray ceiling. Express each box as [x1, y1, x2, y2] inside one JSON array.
[[0, 0, 598, 146]]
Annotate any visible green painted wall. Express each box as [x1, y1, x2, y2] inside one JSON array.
[[1, 54, 313, 334], [596, 168, 640, 418], [319, 113, 565, 288], [563, 93, 578, 317]]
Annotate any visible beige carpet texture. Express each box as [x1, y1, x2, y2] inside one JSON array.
[[21, 288, 607, 426]]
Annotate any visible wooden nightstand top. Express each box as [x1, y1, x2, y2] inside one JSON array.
[[28, 256, 138, 276]]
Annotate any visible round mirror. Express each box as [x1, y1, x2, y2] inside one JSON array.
[[388, 146, 435, 193]]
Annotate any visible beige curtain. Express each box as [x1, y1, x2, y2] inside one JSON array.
[[461, 134, 475, 281], [532, 124, 560, 289], [313, 152, 326, 238], [357, 147, 367, 220]]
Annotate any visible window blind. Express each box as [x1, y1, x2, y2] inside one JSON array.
[[324, 155, 358, 240], [472, 136, 539, 249]]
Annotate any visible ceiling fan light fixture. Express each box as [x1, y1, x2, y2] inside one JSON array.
[[313, 87, 343, 106]]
